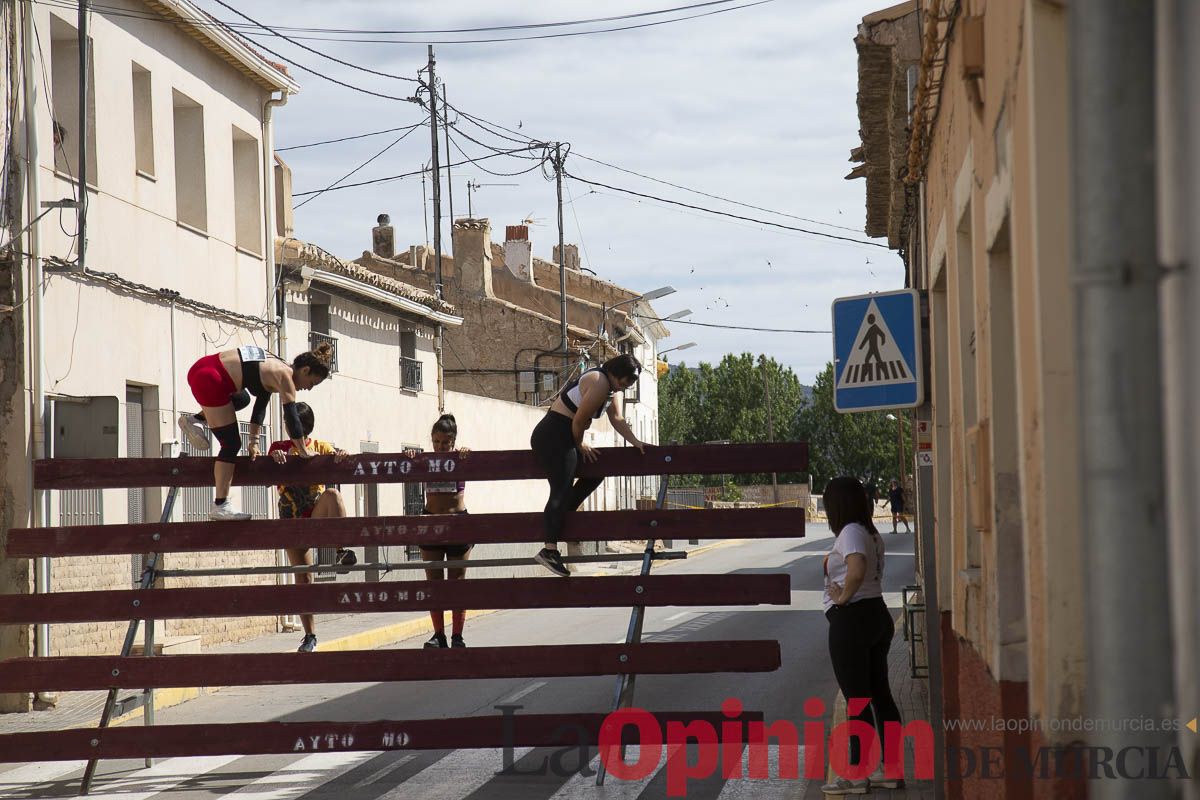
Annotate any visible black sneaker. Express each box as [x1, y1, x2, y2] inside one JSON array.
[[450, 634, 466, 648], [423, 633, 448, 649], [534, 547, 570, 578], [297, 634, 317, 653]]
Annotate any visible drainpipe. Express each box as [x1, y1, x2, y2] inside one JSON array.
[[22, 0, 52, 685], [1070, 5, 1174, 797], [262, 90, 289, 618], [1154, 0, 1200, 792]]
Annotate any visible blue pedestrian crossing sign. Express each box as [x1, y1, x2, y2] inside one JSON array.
[[832, 289, 923, 412]]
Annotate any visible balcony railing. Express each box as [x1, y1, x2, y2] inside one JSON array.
[[401, 356, 423, 392], [308, 331, 338, 374]]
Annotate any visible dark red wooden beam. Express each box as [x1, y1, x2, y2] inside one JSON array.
[[0, 710, 766, 763], [32, 442, 808, 490], [6, 508, 805, 558], [0, 640, 781, 691], [0, 574, 790, 625]]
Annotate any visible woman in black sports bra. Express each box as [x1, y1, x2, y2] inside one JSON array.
[[529, 353, 646, 577], [180, 342, 333, 520]]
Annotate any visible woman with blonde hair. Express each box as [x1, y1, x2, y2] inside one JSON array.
[[179, 342, 333, 520]]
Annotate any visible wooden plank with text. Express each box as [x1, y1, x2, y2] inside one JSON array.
[[5, 507, 805, 557], [0, 574, 792, 625], [0, 711, 766, 763], [32, 442, 808, 490], [0, 641, 781, 691]]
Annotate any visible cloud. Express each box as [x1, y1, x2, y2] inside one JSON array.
[[193, 0, 896, 383]]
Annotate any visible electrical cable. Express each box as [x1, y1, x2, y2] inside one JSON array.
[[562, 178, 594, 273], [565, 172, 888, 248], [291, 148, 539, 196], [444, 130, 546, 178], [277, 123, 423, 152], [636, 314, 830, 334], [34, 0, 422, 102], [236, 0, 776, 44], [294, 124, 424, 209], [33, 0, 740, 37], [46, 260, 277, 331], [207, 0, 418, 85], [571, 153, 868, 234]]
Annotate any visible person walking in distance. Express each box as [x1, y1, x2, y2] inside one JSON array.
[[887, 478, 910, 534], [530, 354, 646, 577], [404, 414, 472, 649], [267, 402, 352, 653], [820, 476, 903, 795], [178, 343, 333, 520]]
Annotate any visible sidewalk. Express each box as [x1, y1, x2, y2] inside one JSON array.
[[808, 611, 936, 799], [0, 538, 730, 736]]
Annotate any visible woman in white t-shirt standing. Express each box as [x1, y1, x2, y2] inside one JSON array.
[[820, 476, 903, 795]]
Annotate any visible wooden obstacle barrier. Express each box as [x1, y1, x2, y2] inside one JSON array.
[[1, 441, 806, 792]]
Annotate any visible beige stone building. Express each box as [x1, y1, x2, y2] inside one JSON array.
[[0, 0, 303, 711], [353, 216, 671, 510], [853, 2, 1198, 798]]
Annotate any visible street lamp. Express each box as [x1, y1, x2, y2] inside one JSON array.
[[658, 342, 696, 360], [662, 308, 693, 321], [601, 285, 676, 338]]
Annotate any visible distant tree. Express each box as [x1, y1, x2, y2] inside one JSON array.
[[658, 353, 805, 485], [794, 362, 901, 493]]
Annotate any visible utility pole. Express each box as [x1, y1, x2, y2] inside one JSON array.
[[553, 143, 568, 359], [426, 46, 445, 412], [442, 83, 454, 228], [77, 0, 89, 271], [761, 357, 780, 504], [426, 46, 443, 298]]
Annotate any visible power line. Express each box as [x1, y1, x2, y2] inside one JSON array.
[[439, 103, 872, 238], [444, 130, 546, 178], [32, 0, 419, 102], [565, 172, 888, 248], [294, 125, 424, 209], [207, 0, 418, 84], [277, 124, 423, 152], [236, 0, 777, 44], [291, 148, 538, 197], [570, 153, 867, 234], [636, 314, 830, 334], [34, 0, 741, 37], [249, 0, 741, 35]]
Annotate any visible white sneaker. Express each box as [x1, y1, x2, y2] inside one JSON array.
[[209, 502, 252, 521], [869, 767, 905, 789], [821, 776, 869, 795], [178, 413, 210, 451]]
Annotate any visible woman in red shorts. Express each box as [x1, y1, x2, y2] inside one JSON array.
[[179, 342, 333, 520], [405, 414, 471, 648]]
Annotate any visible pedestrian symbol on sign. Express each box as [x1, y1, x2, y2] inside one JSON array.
[[831, 288, 923, 412], [836, 299, 912, 390]]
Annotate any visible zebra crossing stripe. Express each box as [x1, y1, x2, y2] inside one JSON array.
[[0, 760, 89, 798], [844, 360, 908, 385]]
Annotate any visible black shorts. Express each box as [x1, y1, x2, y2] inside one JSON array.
[[421, 508, 471, 558]]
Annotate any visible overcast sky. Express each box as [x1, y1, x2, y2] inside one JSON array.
[[192, 0, 903, 385]]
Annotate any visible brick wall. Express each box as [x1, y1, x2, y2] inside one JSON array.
[[49, 554, 132, 656], [163, 549, 278, 644]]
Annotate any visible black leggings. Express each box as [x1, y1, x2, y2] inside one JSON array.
[[826, 596, 902, 766], [530, 412, 603, 547]]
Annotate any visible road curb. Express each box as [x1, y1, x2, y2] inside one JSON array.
[[110, 609, 499, 728]]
